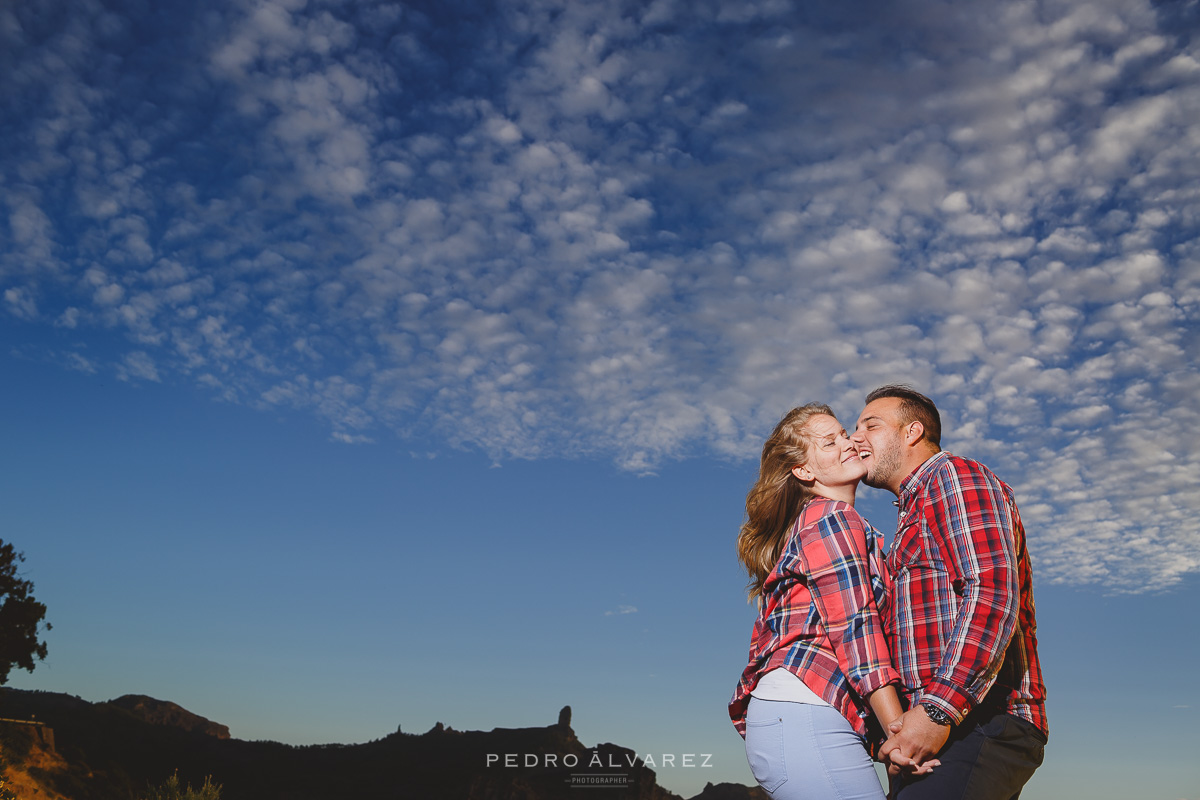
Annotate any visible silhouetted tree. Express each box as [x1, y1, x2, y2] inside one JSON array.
[[0, 540, 49, 685]]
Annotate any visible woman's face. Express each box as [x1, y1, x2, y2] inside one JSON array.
[[794, 414, 867, 490]]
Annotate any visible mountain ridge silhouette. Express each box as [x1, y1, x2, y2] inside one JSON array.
[[0, 689, 766, 800]]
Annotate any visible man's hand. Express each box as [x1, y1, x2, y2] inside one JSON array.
[[878, 706, 951, 775]]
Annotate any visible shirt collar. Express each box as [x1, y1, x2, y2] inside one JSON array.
[[797, 495, 836, 527], [896, 450, 948, 506]]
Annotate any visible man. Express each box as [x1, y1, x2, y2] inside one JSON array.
[[852, 385, 1047, 800]]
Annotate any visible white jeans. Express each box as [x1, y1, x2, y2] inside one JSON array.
[[745, 697, 886, 800]]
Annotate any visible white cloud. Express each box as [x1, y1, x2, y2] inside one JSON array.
[[4, 287, 37, 320], [605, 604, 638, 616], [117, 350, 161, 383]]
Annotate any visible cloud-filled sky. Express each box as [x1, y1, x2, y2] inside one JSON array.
[[2, 0, 1200, 796], [4, 0, 1200, 592], [7, 0, 1200, 596]]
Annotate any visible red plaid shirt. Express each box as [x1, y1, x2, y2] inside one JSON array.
[[888, 452, 1048, 734], [729, 498, 900, 739]]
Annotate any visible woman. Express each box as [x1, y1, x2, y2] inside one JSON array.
[[729, 403, 927, 800]]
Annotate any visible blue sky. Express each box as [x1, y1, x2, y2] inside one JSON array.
[[2, 0, 1198, 797]]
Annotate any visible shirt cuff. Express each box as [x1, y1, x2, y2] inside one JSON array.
[[854, 666, 902, 698], [921, 679, 976, 724]]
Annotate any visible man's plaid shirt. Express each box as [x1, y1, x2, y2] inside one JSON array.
[[730, 497, 900, 739], [888, 451, 1048, 734]]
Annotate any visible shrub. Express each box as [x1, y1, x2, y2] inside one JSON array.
[[139, 771, 222, 800], [0, 751, 17, 800]]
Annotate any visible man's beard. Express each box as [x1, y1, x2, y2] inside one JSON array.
[[862, 440, 901, 489]]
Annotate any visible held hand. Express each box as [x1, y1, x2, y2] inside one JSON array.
[[879, 709, 948, 775], [877, 718, 905, 768], [878, 717, 921, 775], [885, 757, 940, 777]]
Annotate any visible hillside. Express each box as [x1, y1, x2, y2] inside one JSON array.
[[0, 690, 766, 800]]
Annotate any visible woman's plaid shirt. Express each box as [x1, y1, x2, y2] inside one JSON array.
[[888, 451, 1048, 734], [730, 497, 900, 739]]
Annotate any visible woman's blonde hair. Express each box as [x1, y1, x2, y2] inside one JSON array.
[[736, 403, 833, 602]]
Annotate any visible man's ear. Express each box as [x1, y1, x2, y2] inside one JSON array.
[[903, 420, 926, 446], [791, 464, 814, 482]]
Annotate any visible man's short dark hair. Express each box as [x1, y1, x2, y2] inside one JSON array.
[[865, 384, 942, 449]]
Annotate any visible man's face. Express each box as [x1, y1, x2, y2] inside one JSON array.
[[852, 397, 906, 491]]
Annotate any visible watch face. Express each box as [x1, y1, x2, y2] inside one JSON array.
[[920, 703, 952, 725]]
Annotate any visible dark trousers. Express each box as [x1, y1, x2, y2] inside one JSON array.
[[890, 710, 1046, 800]]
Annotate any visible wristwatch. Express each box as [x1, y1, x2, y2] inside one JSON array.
[[919, 701, 953, 726]]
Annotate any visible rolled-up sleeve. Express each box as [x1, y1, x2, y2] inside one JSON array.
[[921, 466, 1019, 721]]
